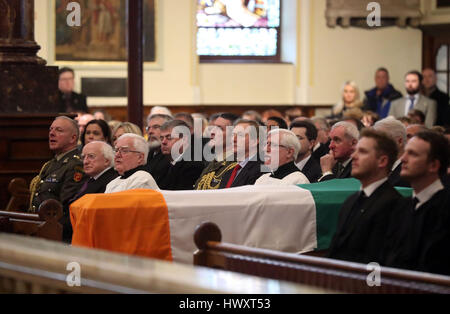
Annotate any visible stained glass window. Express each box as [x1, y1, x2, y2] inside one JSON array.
[[197, 0, 281, 61]]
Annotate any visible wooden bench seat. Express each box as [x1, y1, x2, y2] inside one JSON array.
[[193, 222, 450, 294], [0, 199, 63, 242]]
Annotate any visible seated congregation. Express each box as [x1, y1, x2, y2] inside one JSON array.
[[3, 66, 450, 281]]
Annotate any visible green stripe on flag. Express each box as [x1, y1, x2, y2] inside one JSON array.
[[299, 178, 413, 251]]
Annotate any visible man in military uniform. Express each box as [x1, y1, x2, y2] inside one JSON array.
[[29, 116, 86, 242], [195, 113, 238, 190]]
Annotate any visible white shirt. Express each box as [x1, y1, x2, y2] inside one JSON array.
[[105, 170, 159, 193], [93, 166, 113, 181], [295, 155, 312, 171], [392, 159, 402, 172], [413, 179, 444, 210], [361, 177, 388, 197]]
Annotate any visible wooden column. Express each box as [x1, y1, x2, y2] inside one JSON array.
[[127, 0, 144, 129]]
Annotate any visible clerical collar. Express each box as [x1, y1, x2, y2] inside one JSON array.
[[121, 165, 147, 179], [413, 179, 444, 211], [270, 162, 299, 179]]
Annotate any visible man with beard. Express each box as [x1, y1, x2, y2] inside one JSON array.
[[145, 114, 173, 186], [389, 70, 437, 128]]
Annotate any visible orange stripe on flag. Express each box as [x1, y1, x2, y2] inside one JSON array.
[[70, 189, 172, 261]]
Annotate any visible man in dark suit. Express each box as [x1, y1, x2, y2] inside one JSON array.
[[383, 131, 450, 275], [311, 117, 331, 161], [219, 119, 264, 188], [71, 141, 118, 202], [373, 117, 410, 187], [328, 129, 403, 264], [58, 67, 88, 114], [145, 113, 173, 186], [158, 120, 205, 190], [319, 121, 359, 182], [291, 120, 322, 183], [422, 68, 450, 127]]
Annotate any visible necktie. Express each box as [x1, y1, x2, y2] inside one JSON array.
[[411, 197, 420, 211], [336, 162, 344, 178], [408, 96, 415, 113], [225, 164, 242, 188], [75, 178, 94, 199]]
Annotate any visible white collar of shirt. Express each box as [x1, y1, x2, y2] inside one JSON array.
[[239, 154, 256, 169], [342, 157, 352, 168], [93, 166, 112, 181], [392, 159, 402, 171], [313, 143, 321, 152], [296, 155, 311, 171], [362, 177, 388, 197], [413, 179, 444, 210]]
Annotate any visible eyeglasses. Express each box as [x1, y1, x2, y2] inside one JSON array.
[[113, 147, 141, 155], [146, 125, 161, 132], [81, 153, 97, 161]]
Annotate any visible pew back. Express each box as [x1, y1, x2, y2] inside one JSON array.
[[193, 222, 450, 294], [0, 199, 63, 242]]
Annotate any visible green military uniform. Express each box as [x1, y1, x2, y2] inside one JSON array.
[[29, 148, 86, 213], [194, 159, 238, 190]]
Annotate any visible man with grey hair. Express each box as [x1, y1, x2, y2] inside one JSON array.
[[150, 106, 173, 117], [256, 129, 309, 185], [105, 134, 158, 193], [319, 121, 359, 181], [146, 114, 173, 185], [70, 141, 118, 203], [373, 117, 410, 187]]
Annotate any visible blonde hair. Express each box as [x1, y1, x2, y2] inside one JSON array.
[[333, 81, 363, 116]]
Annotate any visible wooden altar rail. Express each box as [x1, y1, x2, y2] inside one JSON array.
[[89, 105, 333, 123], [0, 234, 331, 294], [193, 222, 450, 294]]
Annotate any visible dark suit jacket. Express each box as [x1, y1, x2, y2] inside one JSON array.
[[219, 160, 264, 189], [388, 163, 410, 188], [58, 91, 88, 113], [146, 147, 171, 187], [429, 88, 450, 126], [319, 160, 353, 182], [383, 188, 450, 275], [312, 142, 330, 161], [328, 181, 404, 264], [301, 156, 322, 183], [158, 157, 205, 191]]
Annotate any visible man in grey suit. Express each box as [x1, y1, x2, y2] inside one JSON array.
[[388, 70, 437, 128]]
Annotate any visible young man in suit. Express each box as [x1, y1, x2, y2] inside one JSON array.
[[388, 70, 437, 128], [328, 129, 403, 264], [319, 121, 359, 181], [219, 119, 264, 188], [384, 131, 450, 275], [290, 120, 322, 183]]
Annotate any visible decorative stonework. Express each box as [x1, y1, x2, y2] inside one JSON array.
[[326, 0, 422, 28]]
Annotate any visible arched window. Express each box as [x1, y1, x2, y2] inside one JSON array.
[[436, 45, 449, 93], [197, 0, 281, 62]]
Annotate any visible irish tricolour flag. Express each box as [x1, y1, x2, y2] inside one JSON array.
[[70, 179, 411, 264]]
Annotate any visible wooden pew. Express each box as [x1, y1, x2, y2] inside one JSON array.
[[0, 199, 63, 242], [193, 222, 450, 294], [5, 178, 30, 212]]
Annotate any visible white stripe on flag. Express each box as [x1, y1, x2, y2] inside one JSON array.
[[162, 185, 317, 264]]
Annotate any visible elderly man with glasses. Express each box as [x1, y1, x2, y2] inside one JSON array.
[[105, 134, 159, 193]]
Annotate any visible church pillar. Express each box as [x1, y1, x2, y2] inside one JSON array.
[[0, 0, 59, 113]]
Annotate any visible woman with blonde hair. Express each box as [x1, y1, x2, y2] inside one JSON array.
[[331, 81, 363, 118], [111, 122, 143, 146]]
